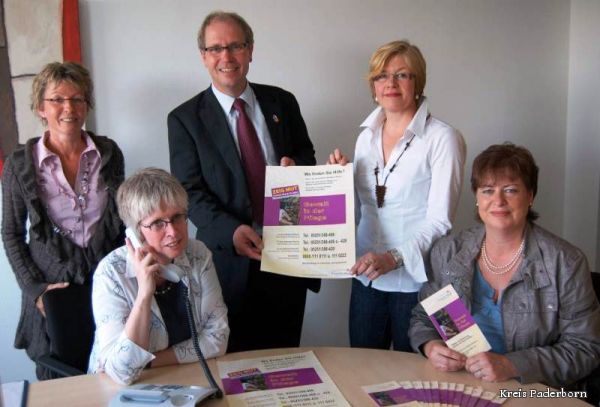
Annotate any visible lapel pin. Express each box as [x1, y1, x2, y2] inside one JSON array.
[[272, 114, 280, 123]]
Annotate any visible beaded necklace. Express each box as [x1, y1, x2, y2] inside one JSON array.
[[154, 281, 174, 296], [480, 237, 525, 275], [374, 134, 416, 208]]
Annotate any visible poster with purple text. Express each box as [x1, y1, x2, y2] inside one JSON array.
[[261, 164, 355, 278], [218, 351, 350, 407]]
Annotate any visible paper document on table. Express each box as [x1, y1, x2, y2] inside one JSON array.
[[218, 351, 350, 407], [420, 284, 491, 357], [362, 381, 420, 406], [1, 380, 28, 407], [261, 164, 355, 278]]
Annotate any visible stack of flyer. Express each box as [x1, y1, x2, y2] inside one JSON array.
[[218, 351, 350, 406], [420, 284, 491, 357], [363, 381, 507, 406]]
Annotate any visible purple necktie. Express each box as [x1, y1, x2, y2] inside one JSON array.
[[232, 98, 266, 225]]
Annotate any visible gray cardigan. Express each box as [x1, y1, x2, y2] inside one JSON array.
[[1, 133, 124, 374], [409, 223, 600, 388]]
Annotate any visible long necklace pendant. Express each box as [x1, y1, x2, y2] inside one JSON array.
[[375, 185, 387, 208]]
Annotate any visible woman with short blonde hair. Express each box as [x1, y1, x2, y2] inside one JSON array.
[[2, 61, 124, 379], [88, 168, 229, 385], [328, 40, 466, 351]]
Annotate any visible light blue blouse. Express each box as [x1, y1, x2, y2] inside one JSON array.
[[472, 265, 507, 354]]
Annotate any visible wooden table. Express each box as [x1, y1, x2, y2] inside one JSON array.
[[27, 347, 588, 406]]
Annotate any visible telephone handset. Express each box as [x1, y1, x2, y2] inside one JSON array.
[[125, 228, 182, 283]]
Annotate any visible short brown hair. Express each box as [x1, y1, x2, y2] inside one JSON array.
[[367, 40, 426, 101], [471, 143, 539, 222], [197, 11, 254, 50], [31, 61, 94, 124]]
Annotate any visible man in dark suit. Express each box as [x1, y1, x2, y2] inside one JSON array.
[[168, 11, 319, 352]]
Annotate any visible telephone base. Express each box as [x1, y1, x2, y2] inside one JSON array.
[[110, 383, 217, 406]]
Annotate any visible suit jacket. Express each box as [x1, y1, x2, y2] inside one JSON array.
[[168, 83, 320, 313]]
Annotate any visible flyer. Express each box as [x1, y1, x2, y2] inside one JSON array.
[[362, 381, 420, 406], [420, 284, 491, 357], [218, 351, 350, 407], [260, 164, 355, 278], [362, 381, 508, 407]]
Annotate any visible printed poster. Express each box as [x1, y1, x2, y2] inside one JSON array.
[[218, 351, 350, 407], [420, 284, 491, 357], [261, 164, 355, 278]]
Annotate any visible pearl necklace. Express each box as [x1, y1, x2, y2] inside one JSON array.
[[481, 237, 525, 275], [154, 281, 174, 295]]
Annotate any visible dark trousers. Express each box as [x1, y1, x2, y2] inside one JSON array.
[[226, 261, 308, 353], [349, 278, 418, 352]]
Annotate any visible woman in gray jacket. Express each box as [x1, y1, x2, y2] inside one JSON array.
[[409, 143, 600, 388], [1, 62, 124, 379]]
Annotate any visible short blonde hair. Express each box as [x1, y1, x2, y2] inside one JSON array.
[[367, 40, 426, 100], [31, 61, 94, 125], [117, 168, 188, 232]]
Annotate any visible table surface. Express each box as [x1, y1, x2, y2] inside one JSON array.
[[27, 347, 588, 406]]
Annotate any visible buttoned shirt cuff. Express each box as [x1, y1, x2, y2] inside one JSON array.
[[106, 333, 155, 385], [398, 243, 428, 284]]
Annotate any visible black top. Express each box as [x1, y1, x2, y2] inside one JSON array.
[[154, 281, 191, 347]]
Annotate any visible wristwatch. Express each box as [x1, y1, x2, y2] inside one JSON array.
[[387, 248, 404, 268]]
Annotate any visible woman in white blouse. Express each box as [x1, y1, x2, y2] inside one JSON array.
[[88, 168, 229, 384], [328, 40, 466, 351]]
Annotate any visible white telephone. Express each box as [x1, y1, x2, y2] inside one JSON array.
[[125, 228, 182, 283], [110, 384, 217, 406]]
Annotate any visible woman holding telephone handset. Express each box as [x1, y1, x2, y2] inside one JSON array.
[[87, 168, 229, 385]]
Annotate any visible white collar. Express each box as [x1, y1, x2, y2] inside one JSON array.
[[360, 96, 430, 139], [211, 83, 256, 115]]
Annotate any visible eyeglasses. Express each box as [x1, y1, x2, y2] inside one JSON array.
[[139, 213, 188, 233], [201, 42, 249, 55], [43, 97, 86, 106], [372, 72, 415, 83]]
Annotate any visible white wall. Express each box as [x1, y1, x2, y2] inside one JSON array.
[[565, 0, 600, 271], [78, 0, 571, 347], [0, 189, 37, 382], [2, 0, 597, 381]]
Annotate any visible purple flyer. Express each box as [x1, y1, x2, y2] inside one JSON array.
[[222, 367, 322, 395]]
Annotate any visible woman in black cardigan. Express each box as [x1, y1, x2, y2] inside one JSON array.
[[1, 62, 124, 379]]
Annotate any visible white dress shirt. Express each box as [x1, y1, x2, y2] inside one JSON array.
[[211, 83, 277, 165], [87, 239, 229, 385], [354, 97, 466, 293]]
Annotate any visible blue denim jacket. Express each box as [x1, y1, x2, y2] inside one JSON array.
[[409, 223, 600, 388]]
